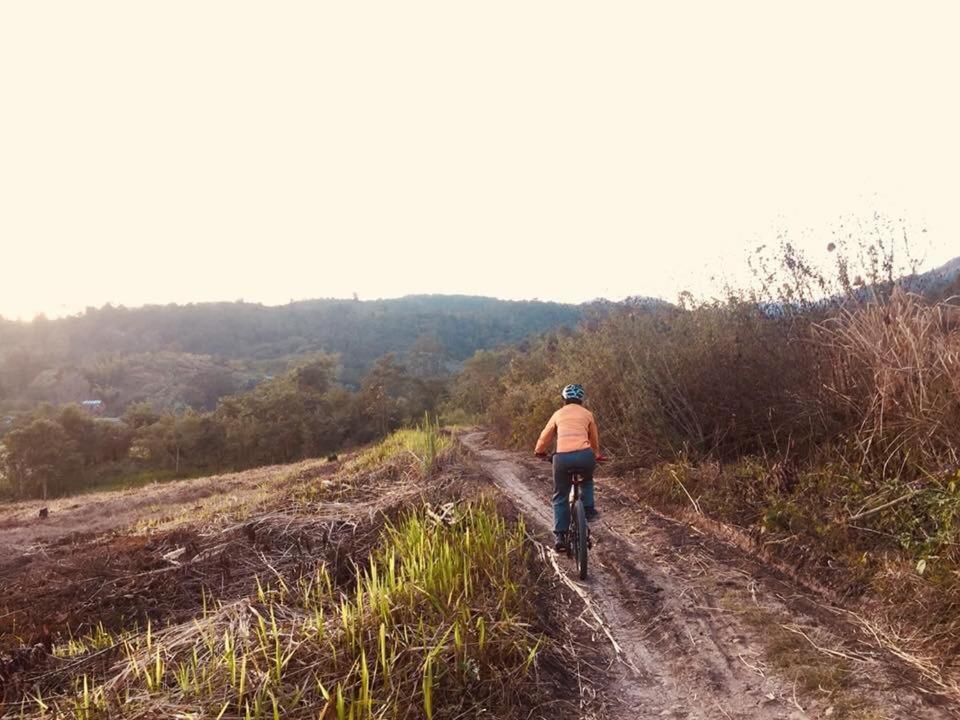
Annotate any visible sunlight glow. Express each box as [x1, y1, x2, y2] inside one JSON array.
[[1, 2, 958, 319]]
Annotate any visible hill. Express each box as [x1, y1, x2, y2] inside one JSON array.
[[0, 295, 587, 413], [914, 255, 960, 297]]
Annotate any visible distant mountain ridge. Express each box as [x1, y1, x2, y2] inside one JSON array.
[[905, 255, 960, 297], [0, 294, 590, 413], [923, 255, 960, 284]]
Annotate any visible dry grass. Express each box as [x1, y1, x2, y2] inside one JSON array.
[[725, 598, 886, 720], [1, 429, 560, 720], [15, 503, 539, 720], [816, 289, 960, 476]]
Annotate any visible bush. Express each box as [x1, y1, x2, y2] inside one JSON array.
[[813, 289, 960, 476], [482, 301, 820, 463], [459, 237, 960, 670]]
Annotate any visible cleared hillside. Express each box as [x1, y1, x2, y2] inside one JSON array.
[[1, 430, 952, 718]]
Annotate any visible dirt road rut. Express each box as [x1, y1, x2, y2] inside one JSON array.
[[462, 431, 955, 720]]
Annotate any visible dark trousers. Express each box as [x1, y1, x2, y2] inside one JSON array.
[[552, 449, 596, 535]]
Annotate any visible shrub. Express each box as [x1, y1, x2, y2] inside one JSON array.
[[813, 289, 960, 476]]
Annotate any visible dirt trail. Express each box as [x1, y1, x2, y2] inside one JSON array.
[[462, 431, 956, 720]]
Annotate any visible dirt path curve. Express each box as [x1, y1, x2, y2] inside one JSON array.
[[462, 431, 955, 720]]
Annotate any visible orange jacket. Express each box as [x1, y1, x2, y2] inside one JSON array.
[[535, 404, 600, 455]]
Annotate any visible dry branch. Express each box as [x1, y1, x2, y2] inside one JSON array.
[[531, 537, 638, 675], [847, 490, 917, 522]]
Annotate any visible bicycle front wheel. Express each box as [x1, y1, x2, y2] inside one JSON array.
[[574, 498, 588, 580]]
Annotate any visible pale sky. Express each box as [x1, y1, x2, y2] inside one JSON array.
[[1, 2, 958, 320]]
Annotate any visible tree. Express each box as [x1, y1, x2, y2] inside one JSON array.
[[451, 349, 513, 415], [57, 404, 97, 463], [408, 334, 448, 378], [292, 355, 337, 394], [132, 411, 226, 474], [90, 419, 134, 465], [360, 354, 408, 437], [2, 419, 71, 498], [183, 367, 240, 410], [123, 402, 162, 430], [3, 350, 48, 393]]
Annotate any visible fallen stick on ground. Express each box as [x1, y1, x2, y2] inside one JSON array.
[[669, 468, 702, 515], [530, 535, 640, 675], [848, 490, 917, 522], [779, 623, 874, 664]]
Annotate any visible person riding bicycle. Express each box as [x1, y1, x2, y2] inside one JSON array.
[[534, 383, 602, 551]]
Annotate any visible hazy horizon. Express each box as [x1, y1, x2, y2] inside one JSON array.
[[3, 2, 959, 320], [2, 242, 959, 324]]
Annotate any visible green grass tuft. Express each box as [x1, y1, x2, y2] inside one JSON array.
[[21, 500, 542, 719]]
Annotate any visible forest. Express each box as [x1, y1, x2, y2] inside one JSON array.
[[0, 294, 588, 415], [0, 353, 443, 498]]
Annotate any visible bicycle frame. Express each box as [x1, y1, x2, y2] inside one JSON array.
[[565, 470, 590, 579], [539, 453, 600, 581]]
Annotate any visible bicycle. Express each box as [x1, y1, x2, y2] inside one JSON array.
[[540, 454, 607, 580]]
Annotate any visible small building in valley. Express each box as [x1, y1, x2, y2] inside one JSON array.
[[81, 400, 105, 416]]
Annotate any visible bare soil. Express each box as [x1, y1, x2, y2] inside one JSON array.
[[0, 461, 331, 561], [0, 457, 426, 704], [0, 449, 586, 718], [462, 431, 959, 720]]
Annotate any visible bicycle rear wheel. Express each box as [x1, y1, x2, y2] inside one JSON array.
[[574, 498, 588, 580]]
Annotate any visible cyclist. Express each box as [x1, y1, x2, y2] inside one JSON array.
[[534, 383, 602, 551]]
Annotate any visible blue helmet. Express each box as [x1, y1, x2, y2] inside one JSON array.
[[561, 384, 585, 402]]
